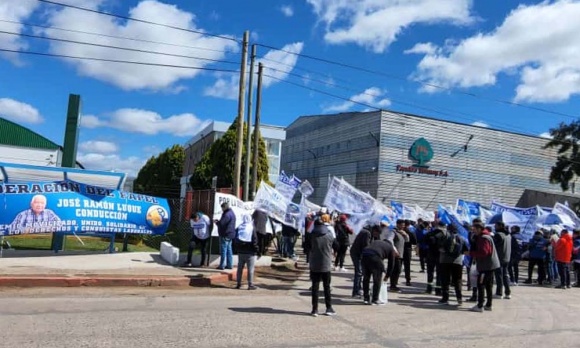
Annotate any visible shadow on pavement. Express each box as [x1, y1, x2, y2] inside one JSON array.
[[228, 307, 311, 316], [388, 297, 463, 311]]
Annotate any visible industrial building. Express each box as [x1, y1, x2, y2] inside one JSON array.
[[281, 110, 571, 209], [180, 120, 286, 198]]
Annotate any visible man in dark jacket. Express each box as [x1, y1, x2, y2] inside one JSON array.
[[235, 214, 260, 290], [252, 209, 269, 256], [525, 231, 549, 285], [509, 225, 524, 285], [334, 214, 353, 271], [390, 219, 409, 292], [493, 222, 512, 299], [215, 202, 236, 270], [425, 222, 445, 294], [438, 224, 468, 305], [308, 215, 336, 317], [470, 224, 500, 312], [350, 225, 373, 297], [361, 236, 398, 305], [403, 220, 417, 286]]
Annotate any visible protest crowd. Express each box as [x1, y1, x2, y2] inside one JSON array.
[[185, 173, 580, 317]]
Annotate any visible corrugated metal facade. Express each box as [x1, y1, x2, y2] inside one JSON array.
[[0, 117, 60, 150], [282, 110, 568, 208]]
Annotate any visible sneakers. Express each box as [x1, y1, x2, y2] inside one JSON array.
[[310, 310, 318, 317], [248, 285, 258, 290], [523, 279, 532, 284], [181, 262, 193, 268], [566, 285, 572, 289], [457, 299, 463, 306], [406, 281, 412, 287], [235, 284, 241, 290], [505, 294, 512, 299], [465, 297, 477, 302], [334, 266, 340, 271], [493, 294, 504, 299], [470, 305, 483, 313], [484, 306, 492, 311], [324, 308, 337, 316], [363, 300, 371, 305], [438, 299, 449, 305], [389, 287, 403, 293], [372, 300, 386, 306], [340, 267, 348, 272]]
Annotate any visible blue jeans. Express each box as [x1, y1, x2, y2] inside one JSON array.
[[282, 235, 295, 257], [351, 253, 362, 296], [219, 237, 233, 269]]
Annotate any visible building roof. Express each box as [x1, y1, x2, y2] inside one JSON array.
[[185, 120, 286, 147], [0, 117, 60, 150]]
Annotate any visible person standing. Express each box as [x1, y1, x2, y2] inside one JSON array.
[[350, 225, 373, 297], [308, 215, 336, 317], [554, 229, 573, 289], [390, 219, 409, 292], [416, 220, 430, 273], [252, 209, 269, 256], [525, 231, 549, 285], [281, 224, 299, 259], [183, 212, 211, 267], [235, 214, 260, 290], [361, 236, 397, 305], [470, 224, 500, 312], [403, 220, 417, 286], [509, 225, 524, 285], [425, 221, 445, 295], [493, 222, 512, 299], [215, 202, 236, 270], [438, 224, 468, 305], [573, 230, 580, 287], [334, 214, 353, 271]]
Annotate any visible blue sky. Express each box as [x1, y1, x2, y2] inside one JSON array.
[[1, 0, 579, 176]]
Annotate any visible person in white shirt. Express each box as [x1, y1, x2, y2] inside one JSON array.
[[183, 212, 211, 267]]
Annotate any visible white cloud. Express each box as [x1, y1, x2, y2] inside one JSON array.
[[0, 98, 43, 123], [79, 140, 118, 154], [539, 132, 553, 139], [204, 42, 304, 99], [40, 0, 238, 91], [84, 108, 208, 137], [404, 42, 438, 55], [280, 5, 294, 17], [410, 1, 580, 103], [0, 0, 39, 64], [472, 121, 489, 128], [77, 152, 145, 177], [306, 0, 473, 53], [80, 114, 104, 128], [323, 87, 390, 112]]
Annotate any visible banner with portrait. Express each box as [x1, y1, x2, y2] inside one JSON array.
[[0, 180, 170, 236]]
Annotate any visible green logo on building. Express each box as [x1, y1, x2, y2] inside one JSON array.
[[408, 138, 433, 167]]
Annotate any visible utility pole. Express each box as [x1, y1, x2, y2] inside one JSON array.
[[251, 62, 264, 199], [243, 44, 256, 201], [233, 31, 249, 199]]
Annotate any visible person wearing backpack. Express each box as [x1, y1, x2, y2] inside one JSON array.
[[334, 214, 353, 271], [425, 221, 445, 295], [438, 224, 468, 305], [493, 222, 512, 299]]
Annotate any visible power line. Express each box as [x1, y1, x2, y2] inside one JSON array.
[[36, 0, 239, 43], [0, 30, 239, 65], [0, 48, 239, 73], [0, 19, 232, 54], [256, 43, 579, 120]]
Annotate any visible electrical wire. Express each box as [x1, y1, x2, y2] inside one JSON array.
[[0, 19, 233, 54], [0, 30, 239, 65], [256, 43, 579, 120], [36, 0, 239, 43], [0, 48, 239, 73]]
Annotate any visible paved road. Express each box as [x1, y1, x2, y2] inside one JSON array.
[[1, 263, 578, 348]]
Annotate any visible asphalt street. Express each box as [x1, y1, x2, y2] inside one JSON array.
[[1, 262, 578, 348]]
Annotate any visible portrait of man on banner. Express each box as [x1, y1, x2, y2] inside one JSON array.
[[9, 194, 62, 234]]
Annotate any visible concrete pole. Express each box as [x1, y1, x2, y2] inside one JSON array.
[[243, 45, 256, 201], [233, 31, 249, 199], [251, 63, 264, 199]]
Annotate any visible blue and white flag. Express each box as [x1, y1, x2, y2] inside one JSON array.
[[438, 205, 470, 248], [391, 201, 404, 220], [456, 199, 481, 224], [323, 177, 376, 233], [275, 171, 302, 201]]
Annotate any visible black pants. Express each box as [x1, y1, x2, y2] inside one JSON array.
[[495, 262, 511, 296], [527, 258, 546, 284], [257, 233, 268, 256], [419, 249, 427, 271], [508, 257, 521, 284], [426, 257, 441, 292], [402, 248, 412, 282], [557, 262, 571, 287], [390, 258, 402, 288], [440, 263, 463, 302], [477, 270, 494, 308], [362, 254, 384, 302], [311, 271, 332, 312], [335, 244, 349, 268], [187, 237, 208, 266]]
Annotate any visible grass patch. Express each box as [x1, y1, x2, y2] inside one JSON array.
[[3, 234, 156, 252]]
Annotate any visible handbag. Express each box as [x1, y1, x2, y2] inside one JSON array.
[[378, 282, 389, 303], [469, 266, 479, 286]]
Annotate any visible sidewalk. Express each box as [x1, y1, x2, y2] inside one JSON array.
[[0, 251, 272, 287]]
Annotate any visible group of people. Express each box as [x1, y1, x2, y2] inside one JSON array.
[[182, 203, 580, 316]]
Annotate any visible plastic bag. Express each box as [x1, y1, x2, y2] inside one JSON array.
[[379, 282, 389, 303], [469, 266, 479, 286]]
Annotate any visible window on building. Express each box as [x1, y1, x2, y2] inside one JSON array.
[[267, 140, 281, 156]]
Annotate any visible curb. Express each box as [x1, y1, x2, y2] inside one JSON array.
[[0, 269, 248, 288]]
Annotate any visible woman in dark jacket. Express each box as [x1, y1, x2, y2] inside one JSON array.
[[309, 215, 336, 317]]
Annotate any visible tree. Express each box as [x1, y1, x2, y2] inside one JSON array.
[[190, 121, 270, 190], [544, 121, 580, 191], [134, 144, 184, 198]]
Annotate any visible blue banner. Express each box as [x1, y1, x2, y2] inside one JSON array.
[[490, 202, 538, 216], [0, 180, 170, 236], [391, 201, 403, 219], [438, 205, 470, 248]]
